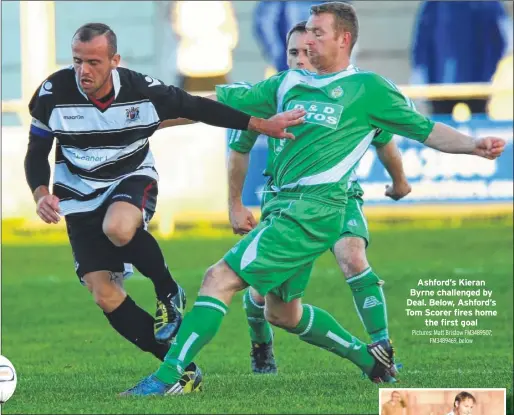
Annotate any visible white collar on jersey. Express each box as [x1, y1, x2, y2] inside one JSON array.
[[303, 64, 355, 77], [75, 68, 121, 101]]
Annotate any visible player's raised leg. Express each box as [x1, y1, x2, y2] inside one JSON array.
[[121, 259, 247, 396], [333, 196, 394, 364], [88, 270, 203, 389], [66, 206, 174, 361], [264, 292, 396, 383], [102, 177, 185, 344], [233, 21, 315, 375], [67, 206, 202, 393], [334, 237, 395, 362], [243, 287, 277, 374], [83, 270, 172, 360]]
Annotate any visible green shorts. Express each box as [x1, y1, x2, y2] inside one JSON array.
[[336, 195, 369, 247], [224, 194, 344, 302], [259, 177, 277, 218]]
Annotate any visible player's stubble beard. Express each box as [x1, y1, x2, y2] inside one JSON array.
[[86, 71, 113, 99], [307, 51, 323, 72], [307, 45, 339, 74]]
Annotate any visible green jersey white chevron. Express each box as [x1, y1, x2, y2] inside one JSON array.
[[218, 66, 434, 204], [228, 126, 393, 193]]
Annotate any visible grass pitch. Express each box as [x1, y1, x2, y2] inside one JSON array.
[[2, 223, 512, 414]]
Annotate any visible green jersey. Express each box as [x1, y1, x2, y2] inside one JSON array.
[[218, 66, 434, 204], [346, 128, 395, 199], [228, 127, 393, 189]]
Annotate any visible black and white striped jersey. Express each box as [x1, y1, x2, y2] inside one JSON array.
[[29, 66, 191, 216]]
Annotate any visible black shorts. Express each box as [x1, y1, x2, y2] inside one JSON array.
[[65, 175, 158, 283]]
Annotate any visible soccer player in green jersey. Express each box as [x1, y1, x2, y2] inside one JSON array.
[[123, 1, 505, 396], [228, 20, 411, 375]]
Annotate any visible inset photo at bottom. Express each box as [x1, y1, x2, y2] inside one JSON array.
[[378, 388, 506, 415]]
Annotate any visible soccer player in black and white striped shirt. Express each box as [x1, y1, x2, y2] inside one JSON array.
[[24, 22, 305, 387]]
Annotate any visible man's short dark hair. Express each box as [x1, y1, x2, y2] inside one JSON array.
[[454, 391, 476, 407], [310, 2, 359, 50], [286, 21, 308, 47], [72, 23, 117, 57]]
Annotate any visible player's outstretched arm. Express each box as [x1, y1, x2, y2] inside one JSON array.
[[375, 140, 412, 201], [365, 73, 506, 160], [424, 123, 506, 160], [172, 92, 305, 139], [228, 150, 257, 235], [156, 85, 305, 139], [157, 118, 196, 129], [138, 73, 304, 138]]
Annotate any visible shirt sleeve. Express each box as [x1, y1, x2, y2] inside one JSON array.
[[133, 72, 251, 130], [28, 80, 55, 138], [371, 129, 394, 148], [215, 73, 284, 118], [26, 80, 55, 193], [228, 129, 261, 153], [365, 73, 435, 142]]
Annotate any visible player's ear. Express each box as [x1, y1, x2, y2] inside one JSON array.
[[111, 53, 121, 69], [339, 31, 350, 50]]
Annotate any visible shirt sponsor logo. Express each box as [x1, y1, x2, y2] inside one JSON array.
[[286, 100, 343, 130], [70, 152, 108, 163]]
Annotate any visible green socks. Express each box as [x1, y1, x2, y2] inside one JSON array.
[[347, 268, 389, 342], [243, 289, 272, 344], [155, 296, 228, 384], [287, 304, 375, 375]]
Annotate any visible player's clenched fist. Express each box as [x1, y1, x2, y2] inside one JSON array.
[[385, 180, 412, 201], [472, 137, 506, 160], [36, 194, 61, 224], [229, 204, 257, 235]]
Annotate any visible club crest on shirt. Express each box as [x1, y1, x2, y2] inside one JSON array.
[[331, 86, 344, 99], [125, 106, 140, 122]]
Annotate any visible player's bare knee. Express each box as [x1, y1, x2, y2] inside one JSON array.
[[343, 255, 369, 278], [201, 262, 227, 291], [264, 309, 292, 329], [264, 297, 302, 329], [335, 237, 369, 278], [84, 272, 126, 312], [92, 282, 125, 312], [103, 202, 142, 247], [199, 260, 247, 301], [264, 308, 282, 327], [264, 309, 298, 329], [102, 218, 137, 247]]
